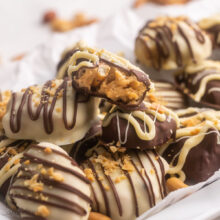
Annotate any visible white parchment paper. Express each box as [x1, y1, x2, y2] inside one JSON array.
[[0, 0, 220, 219]]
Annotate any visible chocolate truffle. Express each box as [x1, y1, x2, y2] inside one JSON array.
[[159, 107, 220, 184], [101, 102, 179, 150], [135, 16, 212, 70], [58, 41, 153, 110], [198, 14, 220, 48], [145, 80, 188, 110], [175, 60, 220, 109], [9, 142, 91, 220], [0, 129, 32, 206], [2, 78, 100, 145], [81, 144, 169, 220]]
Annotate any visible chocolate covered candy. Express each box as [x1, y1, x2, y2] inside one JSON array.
[[82, 144, 168, 220], [101, 102, 179, 150], [0, 129, 32, 206], [159, 107, 220, 184], [2, 78, 100, 145], [176, 60, 220, 109], [198, 14, 220, 48], [9, 142, 91, 220], [135, 16, 212, 70], [57, 41, 153, 110]]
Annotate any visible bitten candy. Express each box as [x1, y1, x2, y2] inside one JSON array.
[[101, 102, 179, 150], [81, 144, 169, 220], [9, 142, 91, 220], [2, 78, 100, 145], [159, 107, 220, 184], [57, 41, 153, 110], [135, 16, 212, 70]]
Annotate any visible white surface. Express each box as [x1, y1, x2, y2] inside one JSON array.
[[0, 0, 133, 59], [0, 0, 220, 220]]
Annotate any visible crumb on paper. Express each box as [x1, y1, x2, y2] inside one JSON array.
[[43, 11, 99, 32], [11, 53, 26, 61], [43, 10, 57, 23]]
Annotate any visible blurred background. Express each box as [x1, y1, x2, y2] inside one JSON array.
[[0, 0, 134, 59]]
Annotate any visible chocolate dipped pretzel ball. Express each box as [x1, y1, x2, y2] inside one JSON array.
[[82, 144, 168, 220], [9, 142, 91, 220], [135, 16, 212, 70], [159, 107, 220, 184], [101, 102, 179, 150], [57, 41, 153, 110], [176, 60, 220, 109], [2, 78, 100, 145], [145, 80, 188, 111], [0, 128, 33, 207], [198, 14, 220, 48]]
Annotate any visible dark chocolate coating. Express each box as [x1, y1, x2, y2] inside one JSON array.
[[70, 119, 102, 163], [162, 128, 220, 185], [176, 71, 220, 110], [101, 113, 177, 150], [204, 24, 220, 48]]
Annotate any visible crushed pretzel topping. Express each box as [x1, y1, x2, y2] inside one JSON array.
[[84, 168, 95, 182], [13, 158, 20, 165], [39, 193, 49, 201], [94, 155, 119, 175], [103, 184, 110, 191], [35, 205, 50, 218], [8, 148, 17, 155], [5, 164, 11, 171], [110, 146, 118, 153], [24, 174, 44, 192], [0, 147, 6, 154], [24, 160, 30, 165], [150, 169, 155, 175], [114, 175, 126, 183], [56, 107, 62, 113], [44, 147, 52, 154], [122, 156, 134, 172], [45, 167, 64, 182], [0, 90, 11, 120], [190, 128, 201, 135]]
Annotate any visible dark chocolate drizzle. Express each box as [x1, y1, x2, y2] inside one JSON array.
[[9, 144, 91, 218], [137, 18, 206, 70], [9, 78, 89, 134], [83, 145, 167, 218]]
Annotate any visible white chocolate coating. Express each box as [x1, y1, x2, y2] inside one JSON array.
[[82, 145, 169, 220], [135, 16, 212, 70], [2, 79, 100, 145], [57, 41, 148, 81], [9, 142, 91, 220]]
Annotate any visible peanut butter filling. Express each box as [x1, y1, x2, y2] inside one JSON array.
[[74, 62, 147, 105]]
